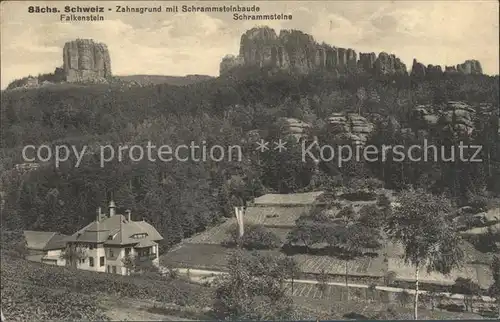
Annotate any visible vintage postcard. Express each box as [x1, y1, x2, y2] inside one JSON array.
[[1, 1, 499, 321]]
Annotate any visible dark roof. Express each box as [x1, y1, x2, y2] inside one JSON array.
[[66, 214, 163, 246], [23, 231, 68, 251], [44, 233, 68, 250]]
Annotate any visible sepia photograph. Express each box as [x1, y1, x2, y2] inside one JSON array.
[[0, 0, 499, 320]]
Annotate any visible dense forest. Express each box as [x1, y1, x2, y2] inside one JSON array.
[[1, 69, 499, 251]]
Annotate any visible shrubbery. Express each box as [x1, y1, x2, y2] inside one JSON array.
[[224, 223, 282, 250]]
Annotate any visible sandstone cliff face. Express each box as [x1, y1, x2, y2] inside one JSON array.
[[237, 27, 351, 74], [63, 39, 112, 82], [223, 27, 404, 76], [413, 59, 482, 77], [427, 64, 443, 76], [222, 27, 484, 78], [413, 101, 481, 135], [445, 66, 458, 73], [410, 59, 427, 78], [457, 60, 483, 74], [442, 101, 475, 134], [358, 52, 376, 72], [373, 52, 407, 76], [327, 113, 374, 145], [276, 117, 312, 142]]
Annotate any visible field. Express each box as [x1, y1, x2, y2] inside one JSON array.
[[163, 241, 494, 289], [163, 243, 386, 280], [292, 295, 487, 320], [185, 217, 292, 245]]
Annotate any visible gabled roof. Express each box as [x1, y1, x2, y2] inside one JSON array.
[[24, 231, 68, 251], [44, 233, 68, 250], [66, 214, 163, 246], [253, 191, 324, 206], [24, 231, 55, 250]]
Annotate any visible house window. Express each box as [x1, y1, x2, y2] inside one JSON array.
[[125, 248, 131, 256], [138, 248, 152, 257], [80, 258, 85, 264], [89, 244, 94, 250], [107, 265, 110, 273], [109, 249, 114, 257], [100, 256, 105, 266], [112, 266, 117, 274], [89, 257, 94, 267]]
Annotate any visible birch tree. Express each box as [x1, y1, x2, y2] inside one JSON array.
[[385, 189, 465, 320]]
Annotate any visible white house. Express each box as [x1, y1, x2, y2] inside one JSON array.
[[64, 201, 163, 275]]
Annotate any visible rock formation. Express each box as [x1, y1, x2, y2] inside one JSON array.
[[220, 26, 484, 78], [221, 27, 405, 76], [410, 59, 426, 78], [413, 101, 481, 135], [358, 52, 376, 72], [445, 66, 458, 73], [457, 60, 483, 74], [327, 113, 374, 145], [276, 117, 312, 142], [244, 129, 267, 145], [63, 39, 112, 82], [441, 101, 475, 134], [413, 105, 439, 126], [373, 52, 407, 76], [426, 64, 443, 77], [413, 59, 482, 77]]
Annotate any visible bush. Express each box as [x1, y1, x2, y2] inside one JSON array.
[[396, 290, 412, 307], [468, 196, 489, 213], [451, 277, 482, 312], [340, 191, 377, 201], [224, 224, 281, 250], [384, 271, 397, 286]]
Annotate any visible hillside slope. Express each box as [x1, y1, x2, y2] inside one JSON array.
[[115, 74, 213, 86]]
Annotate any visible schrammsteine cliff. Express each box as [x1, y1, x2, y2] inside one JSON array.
[[220, 27, 483, 77]]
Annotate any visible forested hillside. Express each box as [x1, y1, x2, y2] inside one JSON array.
[[1, 70, 499, 250]]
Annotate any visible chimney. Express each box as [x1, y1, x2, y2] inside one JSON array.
[[125, 209, 131, 221], [109, 200, 116, 217], [234, 206, 244, 238], [96, 207, 103, 221]]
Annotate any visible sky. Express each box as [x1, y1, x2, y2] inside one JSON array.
[[1, 0, 499, 88]]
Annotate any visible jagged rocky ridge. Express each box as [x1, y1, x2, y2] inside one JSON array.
[[411, 59, 483, 78], [220, 27, 484, 77]]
